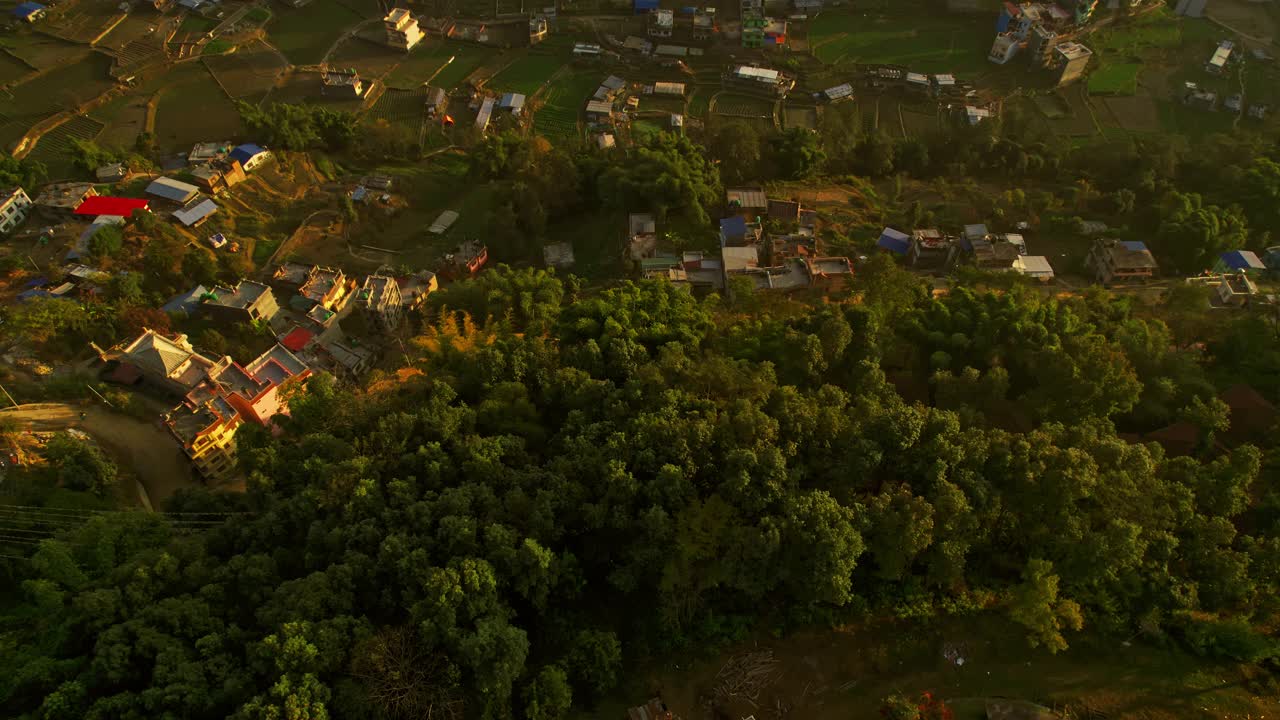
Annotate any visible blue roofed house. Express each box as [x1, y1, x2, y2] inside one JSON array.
[[13, 2, 47, 22], [1215, 250, 1266, 275], [719, 215, 761, 248], [499, 93, 526, 116], [635, 0, 659, 12], [230, 144, 272, 172], [877, 227, 911, 255]]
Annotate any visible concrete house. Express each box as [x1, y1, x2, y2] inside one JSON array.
[[202, 281, 279, 325], [0, 187, 32, 234], [359, 274, 404, 331], [385, 8, 424, 50], [34, 182, 98, 219], [322, 68, 365, 98], [230, 144, 271, 172]]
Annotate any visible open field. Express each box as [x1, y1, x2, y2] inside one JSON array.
[[1088, 62, 1141, 96], [367, 87, 427, 138], [267, 0, 365, 65], [265, 70, 367, 112], [6, 51, 115, 118], [783, 104, 817, 130], [0, 51, 33, 85], [584, 614, 1280, 720], [43, 0, 124, 44], [89, 91, 148, 148], [328, 36, 404, 80], [532, 69, 596, 142], [809, 11, 992, 76], [0, 34, 85, 70], [27, 115, 104, 179], [153, 64, 244, 153], [1100, 95, 1162, 133], [486, 54, 564, 96], [204, 42, 289, 99], [713, 92, 774, 119], [385, 42, 494, 90]]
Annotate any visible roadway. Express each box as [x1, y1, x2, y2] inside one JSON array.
[[0, 403, 198, 509]]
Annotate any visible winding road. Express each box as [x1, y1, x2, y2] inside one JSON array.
[[1, 403, 198, 509]]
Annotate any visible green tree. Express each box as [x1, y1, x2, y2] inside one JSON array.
[[769, 127, 826, 180], [522, 665, 571, 720], [709, 121, 762, 185], [1008, 559, 1084, 653]]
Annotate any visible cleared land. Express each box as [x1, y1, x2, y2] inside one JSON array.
[[153, 65, 244, 153], [386, 42, 493, 90], [204, 42, 289, 99], [267, 0, 364, 65], [328, 36, 404, 80], [809, 12, 991, 76], [1087, 62, 1141, 95], [27, 115, 104, 180], [486, 54, 565, 96], [0, 51, 34, 85]]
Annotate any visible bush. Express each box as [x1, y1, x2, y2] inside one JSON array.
[[1178, 615, 1278, 663]]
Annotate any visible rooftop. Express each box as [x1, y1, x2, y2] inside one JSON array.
[[274, 261, 314, 287], [726, 188, 767, 209], [74, 196, 149, 217], [1056, 42, 1092, 60], [206, 281, 271, 310]]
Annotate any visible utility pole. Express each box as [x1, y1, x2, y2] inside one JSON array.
[[0, 383, 17, 408], [85, 384, 115, 408]]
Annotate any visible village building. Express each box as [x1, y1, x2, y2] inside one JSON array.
[[0, 187, 32, 234], [202, 281, 280, 326], [877, 227, 911, 255], [188, 142, 232, 164], [1207, 39, 1233, 74], [693, 8, 717, 40], [445, 240, 488, 277], [965, 233, 1022, 269], [629, 213, 658, 261], [428, 210, 460, 235], [822, 83, 854, 103], [543, 241, 576, 270], [272, 262, 318, 296], [1215, 250, 1267, 275], [475, 96, 496, 132], [1054, 42, 1092, 86], [172, 197, 219, 228], [299, 266, 354, 311], [146, 177, 201, 204], [385, 7, 424, 50], [35, 182, 98, 219], [653, 81, 686, 96], [498, 93, 526, 116], [359, 274, 404, 331], [1086, 238, 1159, 285], [729, 65, 795, 96], [230, 144, 271, 172], [720, 215, 762, 248], [74, 196, 149, 219], [907, 228, 955, 268], [95, 163, 127, 183], [322, 68, 365, 98], [725, 187, 768, 216], [1013, 254, 1055, 282], [13, 2, 47, 22], [164, 343, 310, 480], [190, 158, 247, 194], [648, 9, 673, 38]]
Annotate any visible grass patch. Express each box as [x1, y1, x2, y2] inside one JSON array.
[[267, 0, 363, 65], [487, 54, 565, 96], [809, 11, 991, 75], [386, 42, 493, 90], [203, 39, 235, 56], [179, 14, 219, 35], [7, 52, 114, 117], [27, 115, 104, 181], [153, 64, 244, 154], [1092, 9, 1182, 54], [0, 51, 33, 85], [244, 7, 271, 23], [1088, 62, 1141, 95]]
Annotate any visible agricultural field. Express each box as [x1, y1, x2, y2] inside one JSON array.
[[783, 105, 817, 130], [532, 70, 596, 142], [327, 37, 404, 81], [1099, 96, 1162, 133], [713, 92, 774, 119], [88, 91, 149, 149], [265, 71, 366, 113], [1087, 62, 1141, 96], [204, 43, 289, 99], [1, 35, 87, 70], [808, 10, 992, 76], [0, 51, 33, 85], [6, 52, 115, 117], [27, 115, 105, 180], [638, 94, 685, 114], [152, 65, 245, 153], [43, 0, 123, 44], [487, 54, 565, 96], [267, 0, 365, 65], [385, 42, 494, 91], [687, 88, 713, 118], [367, 88, 428, 137]]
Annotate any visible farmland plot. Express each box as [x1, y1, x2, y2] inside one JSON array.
[[268, 0, 364, 65], [28, 115, 105, 179], [204, 43, 289, 99], [487, 55, 564, 96]]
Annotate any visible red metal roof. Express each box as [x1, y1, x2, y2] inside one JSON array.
[[280, 327, 314, 352], [74, 196, 150, 216]]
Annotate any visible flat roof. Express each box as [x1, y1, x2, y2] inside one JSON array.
[[733, 65, 780, 82], [146, 177, 200, 202], [428, 210, 459, 234], [172, 198, 218, 226], [74, 196, 149, 217]]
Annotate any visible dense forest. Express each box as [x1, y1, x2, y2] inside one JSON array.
[[2, 261, 1278, 719]]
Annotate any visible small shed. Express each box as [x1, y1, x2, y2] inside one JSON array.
[[499, 92, 526, 115], [1217, 250, 1266, 273], [428, 210, 460, 235], [653, 81, 686, 96], [12, 2, 46, 21], [146, 177, 200, 204], [878, 227, 911, 255], [172, 198, 218, 227], [95, 163, 127, 183], [1014, 254, 1054, 282]]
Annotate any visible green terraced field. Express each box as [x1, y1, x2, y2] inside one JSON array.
[[487, 55, 565, 96]]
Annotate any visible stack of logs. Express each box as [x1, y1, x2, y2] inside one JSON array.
[[713, 649, 781, 707]]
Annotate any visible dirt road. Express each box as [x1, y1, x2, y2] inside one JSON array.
[[1, 403, 198, 509]]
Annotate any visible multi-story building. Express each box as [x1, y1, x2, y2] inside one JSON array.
[[300, 267, 353, 311], [33, 182, 97, 219], [1054, 42, 1092, 86], [322, 67, 365, 98], [359, 274, 404, 331], [0, 187, 32, 234], [648, 9, 673, 38], [1086, 238, 1159, 285], [165, 344, 310, 481], [203, 281, 280, 326], [385, 8, 423, 50]]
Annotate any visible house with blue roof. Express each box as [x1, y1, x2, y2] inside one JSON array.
[[229, 144, 272, 172], [719, 215, 760, 248], [13, 2, 46, 22], [877, 227, 910, 255], [1215, 250, 1266, 275]]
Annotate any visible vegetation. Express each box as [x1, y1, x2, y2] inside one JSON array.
[[1, 262, 1278, 718], [236, 102, 359, 152]]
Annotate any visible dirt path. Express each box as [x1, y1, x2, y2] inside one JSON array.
[[0, 403, 198, 508]]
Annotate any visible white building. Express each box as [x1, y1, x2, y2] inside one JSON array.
[[989, 33, 1019, 64], [0, 187, 32, 234], [1207, 40, 1233, 74], [385, 8, 423, 50]]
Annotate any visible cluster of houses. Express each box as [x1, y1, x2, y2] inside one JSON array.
[[629, 188, 852, 295], [0, 143, 272, 263], [630, 0, 780, 49], [105, 262, 440, 481], [878, 223, 1056, 281], [987, 3, 1098, 87]]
